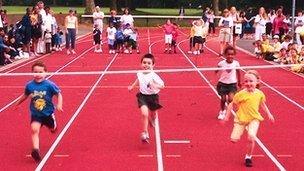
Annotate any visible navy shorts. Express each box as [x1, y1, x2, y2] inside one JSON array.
[[216, 82, 237, 96], [136, 93, 162, 111], [31, 114, 57, 129]]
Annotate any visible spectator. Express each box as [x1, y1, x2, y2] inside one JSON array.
[[120, 8, 134, 27], [21, 7, 33, 55], [65, 9, 78, 55]]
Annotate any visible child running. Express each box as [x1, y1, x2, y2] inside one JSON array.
[[216, 46, 241, 120], [224, 70, 275, 167], [15, 61, 63, 162], [128, 53, 165, 143]]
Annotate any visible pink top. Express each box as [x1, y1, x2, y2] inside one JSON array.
[[273, 16, 285, 34], [162, 24, 174, 35]]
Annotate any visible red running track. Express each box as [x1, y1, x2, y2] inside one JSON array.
[[0, 28, 303, 170]]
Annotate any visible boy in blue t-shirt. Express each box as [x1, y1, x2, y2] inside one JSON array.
[[15, 61, 63, 162]]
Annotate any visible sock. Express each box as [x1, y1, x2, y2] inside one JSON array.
[[245, 154, 252, 159]]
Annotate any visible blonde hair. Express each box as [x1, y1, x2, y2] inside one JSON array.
[[246, 70, 261, 89]]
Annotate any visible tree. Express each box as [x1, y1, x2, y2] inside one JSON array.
[[110, 0, 117, 10], [0, 0, 2, 8], [84, 0, 95, 14], [212, 0, 220, 15]]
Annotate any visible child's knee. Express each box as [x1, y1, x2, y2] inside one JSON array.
[[230, 138, 239, 143]]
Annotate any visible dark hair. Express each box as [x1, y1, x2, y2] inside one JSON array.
[[32, 61, 47, 71], [141, 53, 155, 64], [224, 45, 236, 55], [123, 7, 131, 14]]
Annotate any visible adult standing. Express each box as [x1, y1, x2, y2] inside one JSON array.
[[230, 6, 241, 49], [65, 9, 78, 55], [272, 8, 286, 40], [108, 9, 120, 29], [120, 8, 134, 27], [21, 8, 33, 55], [93, 6, 104, 31], [254, 7, 268, 41], [37, 1, 46, 54], [30, 6, 43, 56]]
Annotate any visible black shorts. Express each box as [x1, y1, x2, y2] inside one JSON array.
[[128, 39, 137, 49], [171, 40, 176, 46], [31, 114, 57, 129], [94, 38, 101, 44], [194, 36, 204, 44], [216, 82, 237, 96], [189, 37, 195, 47], [136, 93, 162, 111]]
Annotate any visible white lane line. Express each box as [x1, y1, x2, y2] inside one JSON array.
[[0, 46, 95, 114], [149, 30, 164, 171], [205, 46, 304, 111], [53, 154, 69, 158], [138, 154, 154, 158], [277, 155, 292, 158], [177, 38, 286, 171], [166, 155, 181, 158], [164, 140, 190, 144], [35, 53, 119, 171]]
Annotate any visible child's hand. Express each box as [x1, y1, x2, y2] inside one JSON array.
[[268, 114, 275, 123], [56, 104, 63, 112]]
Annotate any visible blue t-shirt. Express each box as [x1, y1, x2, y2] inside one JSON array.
[[25, 80, 60, 117], [115, 30, 124, 40]]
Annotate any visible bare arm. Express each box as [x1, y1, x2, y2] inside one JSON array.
[[56, 93, 63, 112], [128, 79, 138, 91], [15, 94, 29, 106], [261, 101, 274, 122], [236, 69, 241, 88]]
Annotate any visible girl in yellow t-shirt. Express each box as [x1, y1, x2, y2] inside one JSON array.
[[224, 70, 274, 167]]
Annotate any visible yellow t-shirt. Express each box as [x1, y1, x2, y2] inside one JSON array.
[[233, 89, 265, 123]]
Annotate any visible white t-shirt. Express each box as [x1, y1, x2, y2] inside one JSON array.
[[137, 72, 164, 95], [219, 16, 233, 28], [93, 11, 104, 28], [254, 15, 267, 26], [120, 14, 134, 26], [123, 28, 133, 36], [44, 14, 53, 32], [218, 60, 240, 84], [295, 16, 304, 26], [107, 27, 117, 40]]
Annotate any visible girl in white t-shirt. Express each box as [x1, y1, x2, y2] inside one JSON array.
[[215, 46, 241, 120], [106, 23, 117, 54], [128, 54, 165, 143], [120, 8, 134, 27]]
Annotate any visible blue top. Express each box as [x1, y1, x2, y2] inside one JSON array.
[[25, 80, 60, 117], [115, 30, 124, 40]]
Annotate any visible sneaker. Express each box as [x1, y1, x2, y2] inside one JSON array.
[[71, 50, 76, 54], [31, 149, 41, 162], [187, 51, 193, 54], [136, 50, 140, 54], [245, 158, 253, 167], [217, 110, 226, 120], [130, 50, 132, 54], [94, 49, 98, 53], [141, 132, 150, 143], [124, 49, 129, 54], [66, 50, 71, 55]]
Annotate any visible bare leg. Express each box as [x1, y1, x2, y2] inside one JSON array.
[[140, 105, 149, 133]]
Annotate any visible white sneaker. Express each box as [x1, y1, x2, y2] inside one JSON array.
[[141, 132, 149, 143], [187, 51, 193, 54], [67, 50, 71, 55], [217, 110, 226, 120], [71, 49, 76, 54], [193, 51, 197, 55], [124, 49, 129, 54]]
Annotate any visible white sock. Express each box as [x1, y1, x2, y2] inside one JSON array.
[[245, 154, 252, 159]]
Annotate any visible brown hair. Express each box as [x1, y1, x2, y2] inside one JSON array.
[[141, 53, 155, 64], [224, 45, 236, 55], [32, 61, 47, 72]]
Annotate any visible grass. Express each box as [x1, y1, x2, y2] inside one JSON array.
[[3, 6, 202, 16]]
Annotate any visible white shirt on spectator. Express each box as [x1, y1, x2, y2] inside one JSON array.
[[137, 72, 164, 95], [120, 14, 134, 26], [218, 60, 240, 84], [93, 11, 104, 30]]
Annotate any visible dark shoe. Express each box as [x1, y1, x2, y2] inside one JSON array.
[[31, 149, 41, 162], [245, 158, 252, 167]]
